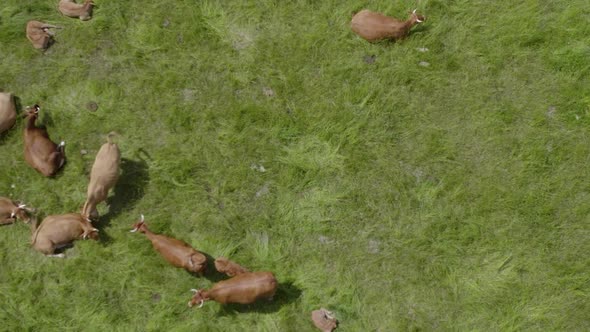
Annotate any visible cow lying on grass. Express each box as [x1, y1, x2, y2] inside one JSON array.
[[0, 92, 16, 134], [0, 197, 33, 225], [31, 213, 98, 257], [23, 104, 66, 177], [26, 20, 60, 50], [58, 0, 94, 21]]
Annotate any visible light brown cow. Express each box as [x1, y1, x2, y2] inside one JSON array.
[[26, 20, 60, 50], [82, 132, 120, 219], [0, 92, 16, 134], [351, 9, 425, 42], [0, 197, 33, 225], [188, 271, 277, 308], [214, 257, 250, 277], [131, 215, 207, 275], [31, 213, 98, 257], [58, 0, 94, 21], [311, 308, 339, 332], [23, 104, 66, 177]]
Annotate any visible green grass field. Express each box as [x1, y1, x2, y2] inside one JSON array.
[[1, 0, 589, 330]]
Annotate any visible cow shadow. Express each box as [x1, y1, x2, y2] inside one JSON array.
[[96, 155, 150, 233], [216, 280, 302, 315]]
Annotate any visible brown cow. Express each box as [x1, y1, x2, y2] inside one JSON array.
[[0, 197, 33, 225], [311, 308, 339, 332], [130, 215, 207, 275], [23, 104, 66, 177], [31, 213, 98, 257], [351, 9, 425, 42], [58, 0, 94, 21], [0, 92, 16, 134], [214, 257, 250, 277], [26, 20, 60, 50], [82, 132, 120, 220], [188, 271, 277, 308]]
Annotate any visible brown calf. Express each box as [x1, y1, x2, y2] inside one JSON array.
[[58, 0, 94, 21], [0, 197, 33, 225], [0, 92, 16, 134], [351, 9, 425, 42], [23, 104, 66, 177], [82, 132, 120, 219], [31, 213, 98, 257], [130, 215, 207, 275], [26, 20, 60, 50], [188, 271, 277, 308], [214, 257, 250, 277]]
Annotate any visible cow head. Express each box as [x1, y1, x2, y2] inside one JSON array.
[[188, 289, 206, 308], [130, 214, 147, 233]]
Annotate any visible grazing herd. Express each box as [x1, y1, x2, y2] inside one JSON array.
[[5, 2, 428, 330]]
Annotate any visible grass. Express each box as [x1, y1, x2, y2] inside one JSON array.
[[1, 0, 589, 330]]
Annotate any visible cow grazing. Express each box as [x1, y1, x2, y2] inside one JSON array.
[[188, 271, 278, 308], [58, 0, 94, 21], [23, 104, 66, 177], [351, 9, 425, 42], [31, 213, 98, 257], [0, 197, 33, 225], [214, 257, 250, 277], [130, 215, 207, 275], [311, 308, 339, 332], [26, 20, 60, 50], [82, 132, 120, 220], [0, 92, 16, 134]]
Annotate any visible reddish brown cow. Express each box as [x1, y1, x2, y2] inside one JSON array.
[[31, 213, 98, 257], [0, 197, 33, 225], [23, 104, 66, 177], [351, 9, 425, 42], [214, 257, 250, 277], [130, 215, 207, 275], [82, 132, 120, 219], [188, 271, 277, 308], [26, 20, 60, 50], [58, 0, 94, 21], [0, 92, 16, 134]]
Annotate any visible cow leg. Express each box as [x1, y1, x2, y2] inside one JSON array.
[[0, 216, 16, 225], [48, 151, 65, 170]]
